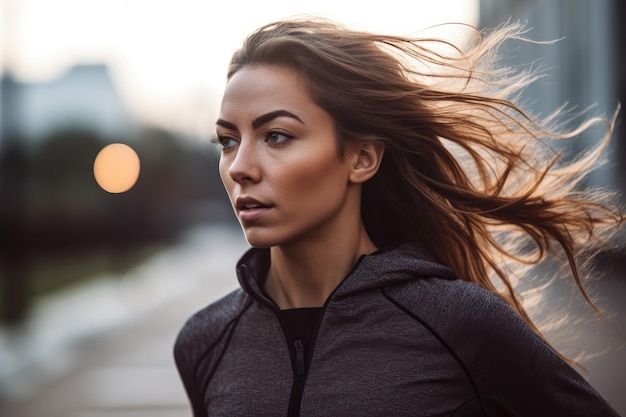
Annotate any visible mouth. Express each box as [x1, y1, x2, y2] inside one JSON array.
[[240, 202, 269, 210], [236, 197, 272, 211], [236, 197, 273, 221]]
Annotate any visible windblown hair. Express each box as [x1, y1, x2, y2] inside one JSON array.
[[227, 18, 623, 344]]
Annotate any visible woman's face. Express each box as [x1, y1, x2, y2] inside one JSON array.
[[216, 65, 358, 248]]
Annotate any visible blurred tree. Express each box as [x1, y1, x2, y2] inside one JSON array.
[[133, 127, 192, 238], [0, 136, 30, 325], [133, 127, 234, 236], [29, 127, 107, 252], [31, 127, 104, 201]]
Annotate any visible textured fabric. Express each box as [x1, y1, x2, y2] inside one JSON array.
[[174, 242, 620, 417]]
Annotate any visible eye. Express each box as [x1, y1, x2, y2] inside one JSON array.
[[211, 135, 239, 151], [264, 129, 294, 145]]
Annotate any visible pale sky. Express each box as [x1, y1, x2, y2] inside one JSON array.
[[1, 0, 479, 136]]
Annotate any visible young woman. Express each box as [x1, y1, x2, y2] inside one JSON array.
[[174, 18, 623, 416]]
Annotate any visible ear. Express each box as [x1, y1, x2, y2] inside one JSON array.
[[348, 141, 384, 184]]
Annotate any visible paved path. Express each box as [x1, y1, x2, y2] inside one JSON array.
[[0, 224, 248, 417], [0, 224, 624, 416]]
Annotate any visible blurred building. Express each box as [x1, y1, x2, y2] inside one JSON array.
[[479, 0, 625, 189], [1, 64, 135, 144]]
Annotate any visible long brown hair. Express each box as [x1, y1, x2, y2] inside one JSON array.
[[227, 18, 623, 344]]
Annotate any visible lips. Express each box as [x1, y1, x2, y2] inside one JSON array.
[[241, 202, 266, 210], [236, 197, 273, 221], [236, 197, 271, 210]]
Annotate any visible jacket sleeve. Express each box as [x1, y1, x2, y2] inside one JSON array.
[[446, 281, 620, 417], [172, 289, 248, 417], [174, 321, 209, 417], [387, 278, 621, 417]]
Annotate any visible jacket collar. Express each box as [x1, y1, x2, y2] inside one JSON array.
[[235, 242, 457, 308]]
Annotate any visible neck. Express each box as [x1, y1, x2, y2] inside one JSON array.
[[265, 222, 376, 309]]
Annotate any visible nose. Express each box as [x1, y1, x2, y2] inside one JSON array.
[[228, 139, 261, 184]]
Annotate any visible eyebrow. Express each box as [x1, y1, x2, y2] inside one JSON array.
[[216, 109, 305, 131]]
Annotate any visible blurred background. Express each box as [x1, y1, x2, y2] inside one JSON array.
[[0, 0, 624, 416]]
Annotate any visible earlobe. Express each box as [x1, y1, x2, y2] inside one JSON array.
[[349, 142, 384, 184]]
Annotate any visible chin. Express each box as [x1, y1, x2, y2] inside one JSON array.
[[241, 227, 281, 248]]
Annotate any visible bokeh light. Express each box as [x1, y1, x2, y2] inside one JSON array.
[[93, 143, 140, 193]]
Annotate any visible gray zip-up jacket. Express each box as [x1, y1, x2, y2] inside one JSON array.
[[174, 243, 620, 416]]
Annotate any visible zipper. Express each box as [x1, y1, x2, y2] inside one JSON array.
[[294, 340, 305, 375], [287, 339, 307, 417]]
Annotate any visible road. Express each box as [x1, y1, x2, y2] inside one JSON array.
[[0, 224, 248, 417]]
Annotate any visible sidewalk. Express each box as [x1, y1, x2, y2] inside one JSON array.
[[0, 224, 249, 417], [0, 224, 624, 416]]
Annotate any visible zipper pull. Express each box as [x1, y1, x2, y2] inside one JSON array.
[[294, 340, 305, 375]]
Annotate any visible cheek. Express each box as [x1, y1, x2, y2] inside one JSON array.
[[218, 159, 227, 183], [281, 152, 348, 198], [218, 159, 234, 196]]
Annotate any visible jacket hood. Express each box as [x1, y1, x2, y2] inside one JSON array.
[[235, 242, 457, 309]]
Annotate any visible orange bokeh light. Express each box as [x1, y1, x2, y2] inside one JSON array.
[[93, 143, 140, 193]]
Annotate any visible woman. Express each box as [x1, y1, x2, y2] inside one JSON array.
[[174, 18, 623, 416]]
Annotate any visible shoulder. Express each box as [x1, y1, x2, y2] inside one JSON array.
[[383, 277, 527, 343], [174, 288, 249, 364], [384, 276, 554, 377], [384, 277, 620, 416], [385, 276, 511, 317]]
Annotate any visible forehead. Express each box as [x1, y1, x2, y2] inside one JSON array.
[[219, 65, 315, 119]]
